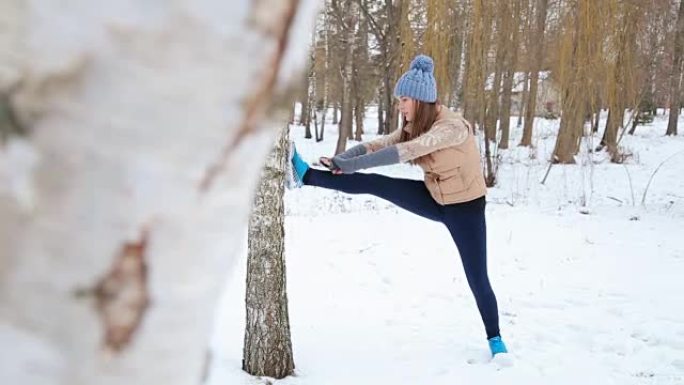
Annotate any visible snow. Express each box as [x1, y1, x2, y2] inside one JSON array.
[[208, 109, 684, 385]]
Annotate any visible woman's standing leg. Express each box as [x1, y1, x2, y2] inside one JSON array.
[[302, 168, 442, 222], [442, 197, 501, 340]]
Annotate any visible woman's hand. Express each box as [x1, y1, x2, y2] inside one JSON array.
[[319, 157, 343, 174], [319, 156, 333, 168]]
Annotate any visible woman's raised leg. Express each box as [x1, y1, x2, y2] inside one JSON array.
[[303, 169, 442, 222]]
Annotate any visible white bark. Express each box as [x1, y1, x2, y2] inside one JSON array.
[[0, 1, 319, 384], [243, 126, 293, 379]]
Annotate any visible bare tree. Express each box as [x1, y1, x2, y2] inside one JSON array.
[[630, 0, 670, 135], [499, 0, 524, 150], [464, 0, 497, 185], [520, 0, 549, 147], [448, 3, 469, 109], [485, 0, 507, 147], [316, 1, 333, 143], [353, 4, 371, 141], [303, 35, 316, 138], [600, 0, 642, 161], [552, 1, 606, 163], [332, 0, 359, 154], [463, 0, 491, 130]]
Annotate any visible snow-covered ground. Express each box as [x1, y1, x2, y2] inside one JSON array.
[[209, 110, 684, 385]]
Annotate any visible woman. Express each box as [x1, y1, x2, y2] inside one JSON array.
[[287, 55, 508, 357]]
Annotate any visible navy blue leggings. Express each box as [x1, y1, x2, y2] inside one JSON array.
[[303, 168, 501, 339]]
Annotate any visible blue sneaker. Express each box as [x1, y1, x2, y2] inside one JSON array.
[[286, 141, 309, 189], [488, 336, 508, 357]]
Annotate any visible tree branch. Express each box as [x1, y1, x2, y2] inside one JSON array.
[[329, 0, 349, 32], [354, 0, 385, 42]]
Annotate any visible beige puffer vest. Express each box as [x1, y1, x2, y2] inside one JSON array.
[[413, 108, 487, 205]]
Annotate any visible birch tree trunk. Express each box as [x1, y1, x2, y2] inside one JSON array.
[[0, 1, 318, 384], [304, 31, 316, 139], [315, 4, 331, 143], [243, 126, 294, 379]]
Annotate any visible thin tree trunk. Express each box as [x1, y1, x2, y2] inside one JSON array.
[[601, 108, 624, 157], [0, 1, 318, 384], [317, 4, 331, 143], [335, 4, 357, 154], [390, 0, 413, 134], [377, 90, 385, 135], [552, 2, 592, 164], [593, 110, 601, 134], [354, 2, 369, 142], [354, 92, 364, 141], [318, 107, 327, 142], [637, 8, 660, 135], [383, 3, 397, 136], [314, 109, 320, 140], [499, 0, 523, 150], [336, 0, 358, 154], [383, 72, 394, 134], [602, 1, 640, 161], [462, 0, 478, 124], [666, 0, 684, 136], [384, 0, 399, 135], [353, 58, 365, 141], [303, 36, 315, 138], [486, 0, 512, 145], [461, 49, 473, 121], [499, 69, 514, 149], [301, 63, 312, 128], [289, 101, 296, 125], [485, 49, 504, 144], [304, 102, 313, 138], [629, 110, 638, 135], [520, 0, 548, 146], [460, 0, 493, 182], [464, 0, 489, 130], [517, 72, 529, 128], [243, 126, 294, 379], [303, 80, 313, 138], [450, 13, 467, 109], [553, 97, 585, 163]]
